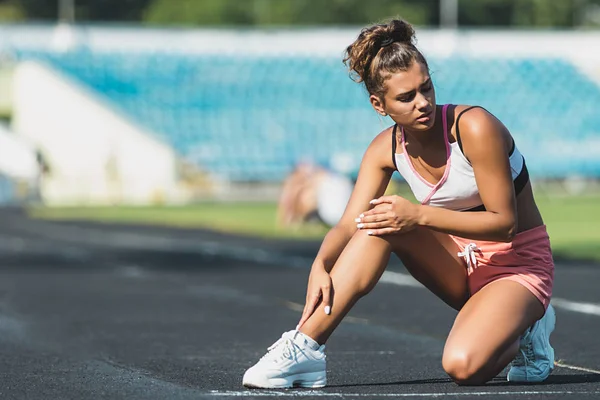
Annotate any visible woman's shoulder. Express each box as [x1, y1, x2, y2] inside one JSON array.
[[453, 104, 496, 123], [451, 104, 512, 153], [362, 124, 398, 170], [369, 124, 397, 149], [452, 104, 506, 135]]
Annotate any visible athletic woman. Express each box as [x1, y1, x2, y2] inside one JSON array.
[[243, 18, 555, 388]]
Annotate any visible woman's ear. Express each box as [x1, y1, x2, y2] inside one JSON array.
[[369, 94, 386, 116]]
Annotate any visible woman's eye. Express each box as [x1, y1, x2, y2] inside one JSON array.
[[398, 94, 415, 103], [422, 84, 433, 92]]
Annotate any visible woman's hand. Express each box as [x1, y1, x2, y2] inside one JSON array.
[[355, 195, 420, 236], [297, 265, 333, 329]]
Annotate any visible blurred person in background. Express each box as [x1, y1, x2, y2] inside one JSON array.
[[277, 162, 401, 229], [277, 162, 355, 229], [243, 17, 555, 389]]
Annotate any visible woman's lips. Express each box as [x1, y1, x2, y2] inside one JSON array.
[[416, 111, 432, 123]]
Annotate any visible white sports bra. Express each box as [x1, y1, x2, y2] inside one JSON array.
[[392, 104, 529, 212]]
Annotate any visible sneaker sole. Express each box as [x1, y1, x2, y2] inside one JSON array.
[[243, 371, 326, 389]]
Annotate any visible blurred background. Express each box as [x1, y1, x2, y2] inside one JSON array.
[[0, 0, 599, 260]]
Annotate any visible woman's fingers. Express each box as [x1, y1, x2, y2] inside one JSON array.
[[297, 292, 321, 329], [369, 196, 396, 206], [365, 227, 398, 236], [297, 277, 335, 329], [357, 204, 391, 220], [321, 278, 333, 315], [357, 220, 391, 230], [356, 210, 395, 230], [357, 213, 384, 222]]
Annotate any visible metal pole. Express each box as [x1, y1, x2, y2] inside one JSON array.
[[58, 0, 75, 24], [440, 0, 459, 29]]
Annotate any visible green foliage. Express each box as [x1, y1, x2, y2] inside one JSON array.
[[11, 0, 153, 21], [459, 0, 580, 27], [142, 0, 435, 27], [512, 0, 577, 27], [0, 0, 597, 27], [0, 1, 24, 21], [459, 0, 515, 26]]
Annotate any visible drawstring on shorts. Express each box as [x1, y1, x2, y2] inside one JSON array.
[[458, 243, 482, 274]]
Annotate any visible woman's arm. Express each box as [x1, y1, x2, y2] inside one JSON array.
[[297, 128, 396, 327], [313, 129, 395, 272], [417, 108, 517, 242]]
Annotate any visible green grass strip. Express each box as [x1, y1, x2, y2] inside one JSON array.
[[27, 195, 600, 262]]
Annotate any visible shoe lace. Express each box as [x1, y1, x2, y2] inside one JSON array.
[[261, 334, 297, 363], [513, 342, 535, 367], [512, 329, 535, 374]]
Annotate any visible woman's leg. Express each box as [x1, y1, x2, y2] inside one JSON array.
[[441, 279, 545, 385], [244, 227, 470, 388], [300, 227, 469, 344]]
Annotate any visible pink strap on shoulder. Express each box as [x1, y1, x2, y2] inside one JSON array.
[[420, 104, 452, 205]]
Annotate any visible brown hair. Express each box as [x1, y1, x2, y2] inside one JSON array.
[[343, 19, 429, 100]]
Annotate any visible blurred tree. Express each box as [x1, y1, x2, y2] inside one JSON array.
[[512, 0, 577, 27], [78, 0, 153, 21], [459, 0, 581, 27], [459, 0, 514, 26], [13, 0, 152, 21], [0, 0, 597, 27], [143, 0, 436, 27], [0, 0, 24, 21]]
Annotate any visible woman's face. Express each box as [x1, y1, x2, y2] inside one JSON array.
[[370, 61, 436, 131]]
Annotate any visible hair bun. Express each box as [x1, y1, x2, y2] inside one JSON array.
[[343, 17, 424, 91], [387, 19, 415, 46]]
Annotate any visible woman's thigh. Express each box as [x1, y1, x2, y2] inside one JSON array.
[[387, 227, 469, 310]]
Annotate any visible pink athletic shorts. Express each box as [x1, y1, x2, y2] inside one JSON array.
[[450, 225, 554, 310]]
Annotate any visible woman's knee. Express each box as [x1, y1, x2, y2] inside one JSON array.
[[442, 347, 489, 385]]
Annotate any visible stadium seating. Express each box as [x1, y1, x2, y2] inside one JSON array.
[[13, 49, 600, 181]]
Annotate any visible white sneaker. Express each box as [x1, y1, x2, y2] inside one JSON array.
[[242, 330, 327, 389], [507, 304, 556, 382]]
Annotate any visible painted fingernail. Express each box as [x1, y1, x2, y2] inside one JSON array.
[[367, 231, 374, 235], [369, 199, 376, 204], [355, 218, 361, 222], [296, 324, 300, 330], [324, 306, 331, 315], [357, 223, 364, 229], [359, 214, 364, 218]]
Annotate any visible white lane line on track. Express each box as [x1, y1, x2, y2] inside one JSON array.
[[555, 362, 600, 375], [207, 390, 599, 397], [379, 271, 423, 288], [550, 297, 600, 317]]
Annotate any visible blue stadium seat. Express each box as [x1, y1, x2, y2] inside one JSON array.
[[14, 49, 600, 181]]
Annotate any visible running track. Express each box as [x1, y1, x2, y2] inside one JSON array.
[[0, 209, 598, 399]]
